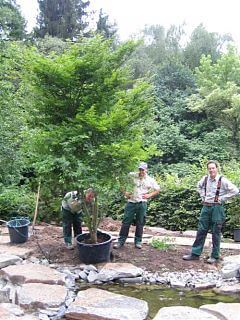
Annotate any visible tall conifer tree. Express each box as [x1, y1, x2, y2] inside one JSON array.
[[35, 0, 90, 39], [96, 8, 117, 39]]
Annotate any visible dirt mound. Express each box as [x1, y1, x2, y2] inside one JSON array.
[[20, 217, 239, 273]]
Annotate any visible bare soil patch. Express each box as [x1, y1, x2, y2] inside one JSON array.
[[23, 218, 238, 273]]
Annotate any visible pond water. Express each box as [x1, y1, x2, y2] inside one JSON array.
[[78, 283, 240, 319]]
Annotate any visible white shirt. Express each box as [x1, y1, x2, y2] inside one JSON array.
[[197, 174, 239, 203], [127, 172, 160, 203], [62, 191, 82, 213]]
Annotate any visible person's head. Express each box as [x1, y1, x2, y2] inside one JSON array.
[[207, 160, 219, 179], [85, 188, 95, 202], [138, 162, 148, 177]]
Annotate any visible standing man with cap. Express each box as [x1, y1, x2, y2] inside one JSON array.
[[114, 162, 160, 249], [183, 160, 239, 263]]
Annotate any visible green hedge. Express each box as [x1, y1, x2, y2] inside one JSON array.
[[107, 188, 240, 239], [147, 189, 201, 231], [107, 189, 200, 231], [0, 186, 36, 222], [1, 161, 239, 239]]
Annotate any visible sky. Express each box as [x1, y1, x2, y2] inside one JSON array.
[[16, 0, 240, 46]]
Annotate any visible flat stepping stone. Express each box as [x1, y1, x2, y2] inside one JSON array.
[[214, 283, 240, 294], [0, 303, 39, 319], [0, 235, 11, 244], [17, 283, 67, 310], [0, 304, 19, 319], [0, 245, 33, 259], [153, 306, 219, 320], [200, 302, 240, 320], [0, 254, 22, 268], [0, 263, 65, 285], [97, 262, 143, 282], [65, 287, 148, 320]]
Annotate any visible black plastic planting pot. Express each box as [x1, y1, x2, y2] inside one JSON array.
[[76, 231, 112, 264], [233, 228, 240, 242]]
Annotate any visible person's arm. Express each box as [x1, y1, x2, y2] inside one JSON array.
[[119, 186, 131, 199], [220, 178, 239, 202], [142, 178, 160, 199], [120, 188, 133, 199], [121, 172, 136, 199], [143, 189, 160, 199], [197, 176, 206, 201], [62, 192, 72, 207]]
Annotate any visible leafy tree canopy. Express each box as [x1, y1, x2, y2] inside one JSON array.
[[23, 36, 157, 199], [188, 47, 240, 155], [0, 41, 29, 185], [0, 0, 26, 40], [183, 24, 233, 70]]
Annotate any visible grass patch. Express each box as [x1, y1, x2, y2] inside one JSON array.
[[150, 237, 175, 250]]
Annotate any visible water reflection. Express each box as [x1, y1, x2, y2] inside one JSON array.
[[78, 283, 240, 319]]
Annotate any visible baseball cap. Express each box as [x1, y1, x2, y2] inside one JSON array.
[[138, 162, 148, 170]]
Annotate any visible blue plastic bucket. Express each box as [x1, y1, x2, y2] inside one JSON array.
[[7, 217, 30, 244]]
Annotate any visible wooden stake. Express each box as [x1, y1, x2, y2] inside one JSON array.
[[32, 180, 41, 232]]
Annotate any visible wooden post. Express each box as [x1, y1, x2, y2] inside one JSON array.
[[32, 180, 41, 232]]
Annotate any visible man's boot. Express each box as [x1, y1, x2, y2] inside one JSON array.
[[113, 223, 130, 249], [135, 223, 144, 249]]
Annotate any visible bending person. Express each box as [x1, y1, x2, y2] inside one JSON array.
[[61, 188, 94, 249]]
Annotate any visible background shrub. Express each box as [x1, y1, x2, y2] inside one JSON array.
[[0, 186, 35, 222]]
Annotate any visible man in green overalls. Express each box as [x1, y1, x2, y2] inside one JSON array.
[[114, 162, 160, 249], [183, 160, 239, 264], [61, 188, 94, 249]]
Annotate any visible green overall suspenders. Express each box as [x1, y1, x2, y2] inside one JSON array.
[[204, 175, 222, 203]]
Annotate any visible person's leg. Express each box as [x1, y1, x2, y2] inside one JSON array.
[[191, 206, 211, 256], [134, 202, 147, 247], [62, 207, 73, 245], [211, 205, 225, 259], [114, 202, 136, 247], [73, 212, 82, 238]]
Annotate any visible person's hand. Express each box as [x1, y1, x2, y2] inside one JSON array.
[[218, 199, 224, 205], [124, 192, 132, 199], [142, 193, 151, 199]]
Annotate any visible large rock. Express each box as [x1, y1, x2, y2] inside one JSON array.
[[221, 255, 240, 278], [0, 263, 65, 285], [221, 263, 240, 279], [97, 262, 143, 282], [200, 302, 240, 320], [0, 235, 10, 244], [214, 283, 240, 294], [17, 283, 67, 310], [0, 254, 22, 268], [0, 304, 18, 319], [0, 303, 24, 316], [153, 306, 219, 320], [0, 304, 38, 319], [65, 288, 148, 320], [0, 245, 33, 259], [0, 286, 11, 303], [222, 254, 240, 265]]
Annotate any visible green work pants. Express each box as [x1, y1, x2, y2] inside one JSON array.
[[62, 207, 82, 245], [191, 204, 225, 259], [118, 201, 147, 245]]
